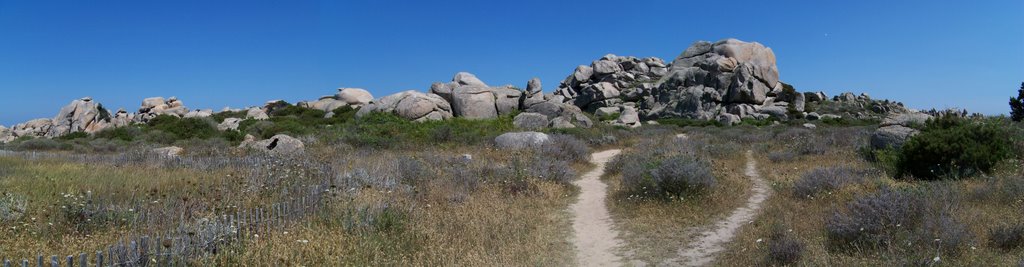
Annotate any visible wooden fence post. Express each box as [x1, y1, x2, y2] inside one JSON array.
[[65, 256, 72, 267], [95, 251, 102, 267], [36, 255, 42, 267], [48, 256, 56, 267]]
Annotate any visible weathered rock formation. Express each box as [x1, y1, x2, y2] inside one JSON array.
[[47, 97, 111, 137], [240, 134, 305, 155], [553, 54, 668, 112], [136, 97, 189, 122], [494, 131, 550, 149], [870, 111, 932, 149], [356, 90, 453, 122], [643, 39, 781, 120], [430, 72, 523, 119], [298, 88, 374, 112]]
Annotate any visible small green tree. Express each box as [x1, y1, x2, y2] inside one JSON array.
[[1010, 82, 1024, 122]]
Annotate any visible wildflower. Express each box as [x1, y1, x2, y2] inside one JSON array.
[[756, 239, 763, 243]]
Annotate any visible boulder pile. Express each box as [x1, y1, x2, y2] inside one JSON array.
[[553, 55, 668, 112], [298, 88, 374, 112], [135, 97, 189, 122]]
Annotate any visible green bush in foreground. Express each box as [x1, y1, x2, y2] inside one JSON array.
[[895, 115, 1013, 179]]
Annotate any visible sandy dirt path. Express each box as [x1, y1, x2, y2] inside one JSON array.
[[671, 150, 771, 266], [570, 149, 624, 267]]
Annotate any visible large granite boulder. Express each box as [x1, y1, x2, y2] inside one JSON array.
[[299, 96, 349, 112], [644, 39, 780, 120], [356, 90, 453, 122], [431, 72, 523, 119], [494, 132, 550, 149], [240, 134, 305, 155], [298, 88, 374, 112], [218, 118, 242, 131], [869, 111, 932, 150], [610, 106, 641, 128], [136, 96, 189, 122], [524, 100, 593, 129], [871, 125, 919, 149], [246, 107, 269, 120], [513, 112, 549, 130], [47, 97, 111, 137], [553, 54, 668, 111], [10, 118, 53, 138], [336, 88, 374, 106], [151, 146, 184, 158]]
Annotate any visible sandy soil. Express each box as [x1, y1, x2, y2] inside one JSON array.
[[670, 150, 771, 266], [570, 149, 624, 267]]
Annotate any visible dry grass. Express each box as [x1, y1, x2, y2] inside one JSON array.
[[715, 126, 1024, 266], [603, 131, 752, 265], [0, 139, 589, 265]]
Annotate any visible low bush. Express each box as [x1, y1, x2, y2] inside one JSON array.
[[766, 229, 804, 265], [989, 224, 1024, 251], [147, 115, 219, 140], [57, 131, 89, 140], [93, 126, 142, 141], [767, 150, 797, 163], [825, 186, 974, 257], [621, 154, 716, 200], [792, 167, 868, 199], [538, 134, 590, 163], [895, 115, 1013, 179], [0, 193, 27, 222], [825, 188, 923, 249], [15, 138, 70, 151]]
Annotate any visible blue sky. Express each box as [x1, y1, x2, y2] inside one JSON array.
[[1, 0, 1022, 126]]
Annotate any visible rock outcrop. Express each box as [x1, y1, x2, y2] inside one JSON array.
[[643, 39, 781, 120], [240, 134, 305, 155], [47, 97, 111, 137], [553, 54, 668, 112], [151, 146, 184, 158], [298, 88, 374, 112], [870, 111, 932, 149], [494, 132, 550, 149], [430, 72, 523, 119], [356, 90, 453, 122], [136, 97, 189, 122], [0, 126, 12, 143]]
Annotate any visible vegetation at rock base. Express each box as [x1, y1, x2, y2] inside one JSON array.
[[891, 115, 1014, 179]]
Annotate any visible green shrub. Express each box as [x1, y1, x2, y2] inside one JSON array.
[[147, 115, 218, 140], [211, 110, 247, 123], [335, 112, 515, 149], [895, 115, 1013, 179], [93, 126, 141, 141], [656, 118, 723, 128], [57, 131, 89, 140], [15, 138, 70, 151], [1010, 82, 1024, 122]]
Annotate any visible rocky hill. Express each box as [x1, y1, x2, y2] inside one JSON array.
[[0, 38, 927, 143]]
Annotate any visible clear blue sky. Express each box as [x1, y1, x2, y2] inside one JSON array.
[[1, 0, 1022, 126]]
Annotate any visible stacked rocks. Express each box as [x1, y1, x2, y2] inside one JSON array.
[[356, 90, 453, 122], [135, 96, 189, 122], [47, 97, 111, 137], [553, 54, 668, 112], [298, 88, 374, 112], [429, 72, 523, 119]]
